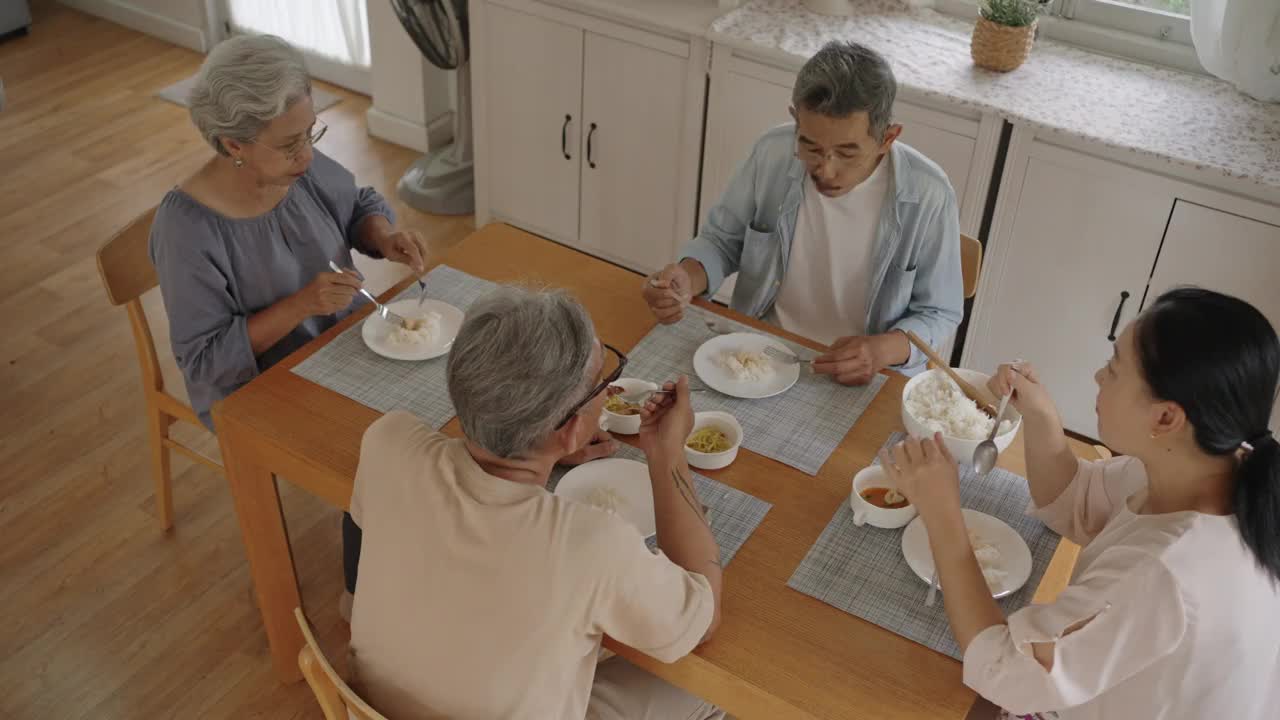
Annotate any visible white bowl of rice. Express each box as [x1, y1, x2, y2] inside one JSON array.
[[901, 368, 1021, 463], [684, 411, 742, 471]]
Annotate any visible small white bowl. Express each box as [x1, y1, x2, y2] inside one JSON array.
[[849, 464, 918, 529], [684, 411, 742, 471], [901, 368, 1022, 464], [601, 378, 656, 435]]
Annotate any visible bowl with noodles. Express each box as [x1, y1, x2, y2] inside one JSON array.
[[684, 411, 742, 470], [602, 378, 657, 435]]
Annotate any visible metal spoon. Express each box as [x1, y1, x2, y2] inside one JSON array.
[[925, 570, 939, 607], [620, 387, 706, 404], [972, 390, 1013, 476]]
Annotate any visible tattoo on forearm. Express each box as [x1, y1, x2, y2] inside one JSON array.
[[670, 469, 709, 526]]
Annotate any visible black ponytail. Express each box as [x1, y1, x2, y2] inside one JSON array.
[[1137, 287, 1280, 583], [1235, 434, 1280, 583]]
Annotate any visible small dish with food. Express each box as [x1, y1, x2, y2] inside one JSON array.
[[684, 411, 743, 471], [849, 464, 918, 529], [901, 368, 1022, 463], [601, 378, 658, 434]]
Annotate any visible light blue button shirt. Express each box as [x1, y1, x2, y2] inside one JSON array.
[[680, 125, 964, 374]]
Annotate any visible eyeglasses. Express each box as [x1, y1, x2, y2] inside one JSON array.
[[554, 343, 628, 430], [795, 134, 866, 169], [256, 119, 328, 162]]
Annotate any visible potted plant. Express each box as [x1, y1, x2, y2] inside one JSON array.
[[971, 0, 1050, 72]]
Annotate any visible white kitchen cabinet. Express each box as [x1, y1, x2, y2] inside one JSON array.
[[578, 32, 692, 272], [478, 4, 584, 246], [963, 136, 1172, 438], [965, 131, 1280, 439], [1144, 201, 1280, 430], [472, 0, 706, 274]]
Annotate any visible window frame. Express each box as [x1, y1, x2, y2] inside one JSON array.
[[932, 0, 1202, 74], [1065, 0, 1192, 46]]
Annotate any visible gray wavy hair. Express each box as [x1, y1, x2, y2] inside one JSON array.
[[792, 41, 897, 140], [447, 286, 598, 458], [188, 34, 311, 156]]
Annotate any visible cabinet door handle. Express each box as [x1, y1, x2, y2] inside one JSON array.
[[1107, 291, 1131, 342], [587, 123, 598, 169], [561, 115, 572, 160]]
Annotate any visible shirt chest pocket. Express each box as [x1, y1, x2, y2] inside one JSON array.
[[881, 264, 917, 312], [741, 221, 776, 275]]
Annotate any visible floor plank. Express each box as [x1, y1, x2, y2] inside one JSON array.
[[0, 3, 474, 717]]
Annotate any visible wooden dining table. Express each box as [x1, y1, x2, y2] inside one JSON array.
[[214, 223, 1089, 720]]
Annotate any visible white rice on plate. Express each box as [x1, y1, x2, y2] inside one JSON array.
[[969, 529, 1008, 593], [718, 349, 775, 383], [905, 372, 1013, 441], [587, 487, 628, 514], [388, 311, 442, 347]]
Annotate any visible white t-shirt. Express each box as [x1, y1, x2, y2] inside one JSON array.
[[769, 156, 891, 346]]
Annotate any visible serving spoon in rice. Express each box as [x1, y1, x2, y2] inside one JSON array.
[[904, 331, 999, 417]]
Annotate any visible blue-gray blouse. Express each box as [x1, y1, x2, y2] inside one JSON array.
[[149, 150, 394, 428]]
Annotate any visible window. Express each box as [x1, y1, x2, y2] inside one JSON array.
[[935, 0, 1201, 71], [215, 0, 372, 93], [1065, 0, 1192, 45]]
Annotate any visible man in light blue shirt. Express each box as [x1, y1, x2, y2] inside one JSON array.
[[643, 41, 962, 385]]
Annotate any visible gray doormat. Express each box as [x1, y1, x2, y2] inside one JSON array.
[[155, 75, 341, 112]]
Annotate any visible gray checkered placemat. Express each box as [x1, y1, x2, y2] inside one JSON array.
[[291, 265, 499, 429], [787, 433, 1061, 660], [548, 443, 771, 567], [621, 304, 887, 475]]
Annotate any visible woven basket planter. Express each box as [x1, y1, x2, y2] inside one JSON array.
[[971, 17, 1037, 72]]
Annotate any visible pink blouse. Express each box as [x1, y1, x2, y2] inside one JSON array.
[[963, 457, 1280, 719]]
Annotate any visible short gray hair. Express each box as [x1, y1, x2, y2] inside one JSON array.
[[188, 34, 311, 156], [792, 41, 897, 140], [447, 286, 597, 458]]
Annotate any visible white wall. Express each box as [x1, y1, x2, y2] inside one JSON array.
[[365, 0, 456, 153], [60, 0, 210, 51]]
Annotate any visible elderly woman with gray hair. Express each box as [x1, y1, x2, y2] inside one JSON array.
[[346, 286, 725, 719], [149, 34, 428, 610]]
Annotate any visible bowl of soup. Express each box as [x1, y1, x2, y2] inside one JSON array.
[[602, 378, 656, 434], [849, 464, 917, 529]]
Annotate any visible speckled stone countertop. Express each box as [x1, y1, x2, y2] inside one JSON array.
[[709, 0, 1280, 195]]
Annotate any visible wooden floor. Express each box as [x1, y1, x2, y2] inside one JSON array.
[[0, 4, 473, 718]]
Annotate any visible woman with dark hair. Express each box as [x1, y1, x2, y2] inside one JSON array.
[[882, 287, 1280, 719]]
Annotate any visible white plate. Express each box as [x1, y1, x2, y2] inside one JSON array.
[[554, 458, 655, 538], [361, 299, 464, 361], [692, 332, 801, 399], [900, 509, 1033, 599]]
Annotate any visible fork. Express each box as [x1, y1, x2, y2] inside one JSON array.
[[328, 261, 409, 329], [415, 277, 428, 311], [763, 345, 810, 365], [704, 319, 733, 335]]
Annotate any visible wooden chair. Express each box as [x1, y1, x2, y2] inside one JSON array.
[[296, 608, 389, 720], [96, 208, 222, 531], [960, 233, 982, 300]]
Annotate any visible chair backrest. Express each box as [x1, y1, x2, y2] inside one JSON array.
[[98, 207, 159, 306], [97, 208, 165, 396], [960, 234, 982, 300], [295, 608, 390, 720]]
